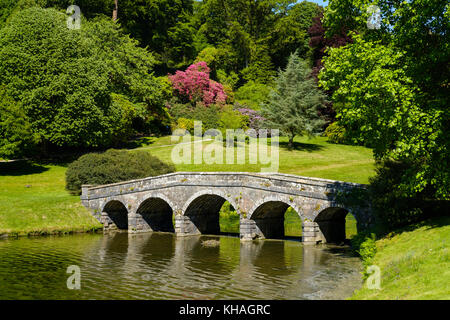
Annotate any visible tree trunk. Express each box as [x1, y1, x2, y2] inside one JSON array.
[[288, 135, 294, 150], [112, 0, 118, 21]]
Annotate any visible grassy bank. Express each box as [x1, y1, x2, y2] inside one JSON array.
[[0, 135, 374, 236], [351, 216, 450, 300], [0, 161, 102, 236]]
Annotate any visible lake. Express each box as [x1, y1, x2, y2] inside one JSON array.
[[0, 232, 362, 299]]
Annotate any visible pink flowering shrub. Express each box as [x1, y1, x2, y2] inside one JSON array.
[[168, 61, 227, 106]]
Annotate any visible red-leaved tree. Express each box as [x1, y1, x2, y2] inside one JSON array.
[[168, 61, 227, 106], [308, 11, 353, 125], [308, 12, 353, 82]]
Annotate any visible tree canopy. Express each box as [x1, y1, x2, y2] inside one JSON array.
[[319, 0, 449, 200], [262, 51, 326, 149], [0, 7, 166, 156]]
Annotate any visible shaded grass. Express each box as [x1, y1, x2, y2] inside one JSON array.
[[351, 216, 450, 300]]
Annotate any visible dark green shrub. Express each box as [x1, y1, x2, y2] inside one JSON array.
[[66, 149, 175, 195]]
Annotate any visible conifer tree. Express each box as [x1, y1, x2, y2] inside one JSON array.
[[262, 52, 326, 149]]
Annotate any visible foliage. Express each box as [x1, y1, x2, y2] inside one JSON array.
[[0, 87, 36, 159], [0, 7, 165, 156], [240, 44, 276, 84], [171, 117, 195, 135], [168, 61, 227, 106], [85, 17, 166, 108], [108, 94, 147, 146], [270, 1, 321, 68], [324, 121, 348, 144], [351, 232, 377, 278], [194, 47, 220, 72], [218, 106, 248, 136], [307, 10, 353, 124], [235, 106, 265, 132], [195, 0, 320, 77], [219, 201, 240, 233], [167, 102, 222, 132], [234, 81, 272, 110], [262, 51, 326, 148], [1, 0, 325, 84], [320, 31, 449, 200], [216, 69, 239, 91], [368, 160, 447, 231], [308, 10, 353, 81], [65, 149, 175, 195]]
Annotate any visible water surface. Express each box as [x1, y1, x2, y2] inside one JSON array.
[[0, 233, 362, 299]]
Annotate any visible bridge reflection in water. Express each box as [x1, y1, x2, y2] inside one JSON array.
[[81, 232, 362, 300], [0, 232, 362, 299]]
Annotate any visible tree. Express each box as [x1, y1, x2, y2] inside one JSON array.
[[118, 0, 196, 71], [308, 10, 353, 82], [262, 52, 326, 149], [319, 0, 449, 200], [0, 7, 165, 156], [270, 1, 321, 69], [307, 10, 353, 125], [0, 87, 36, 159], [168, 61, 227, 106], [194, 0, 321, 84], [112, 0, 118, 21], [240, 43, 276, 84]]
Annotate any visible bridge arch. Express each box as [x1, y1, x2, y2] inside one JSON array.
[[314, 207, 351, 243], [136, 196, 175, 232], [102, 199, 128, 230], [248, 196, 305, 239], [135, 193, 177, 214], [182, 190, 240, 215], [182, 190, 240, 235]]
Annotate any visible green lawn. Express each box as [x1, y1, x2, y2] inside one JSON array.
[[351, 216, 450, 300], [0, 135, 375, 235], [133, 135, 375, 184], [0, 161, 102, 236]]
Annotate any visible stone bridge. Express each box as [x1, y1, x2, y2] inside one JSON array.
[[81, 172, 373, 244]]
